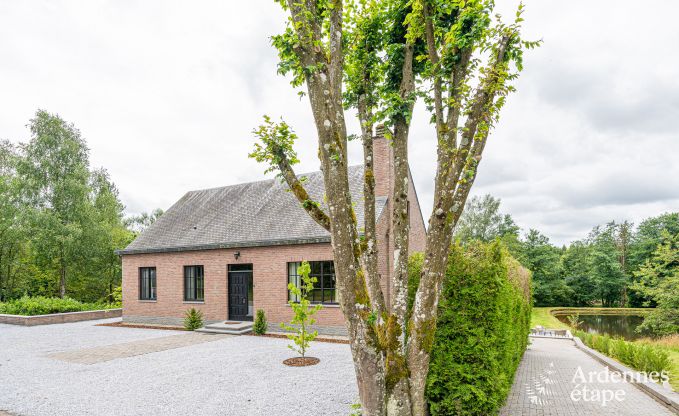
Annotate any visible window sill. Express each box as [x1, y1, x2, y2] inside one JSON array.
[[139, 300, 157, 303], [183, 301, 205, 304], [284, 303, 340, 308]]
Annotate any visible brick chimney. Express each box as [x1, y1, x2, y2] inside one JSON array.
[[372, 124, 393, 198]]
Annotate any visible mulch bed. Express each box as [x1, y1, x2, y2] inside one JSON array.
[[283, 357, 320, 367], [248, 333, 350, 345], [96, 322, 187, 331]]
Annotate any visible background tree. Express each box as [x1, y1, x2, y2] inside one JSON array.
[[17, 110, 92, 298], [125, 208, 164, 234], [521, 229, 570, 306], [588, 223, 626, 307], [560, 241, 596, 306], [252, 1, 535, 414], [454, 194, 519, 244], [2, 110, 133, 302], [632, 230, 679, 335], [0, 141, 25, 301]]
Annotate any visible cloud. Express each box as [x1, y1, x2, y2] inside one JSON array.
[[1, 0, 677, 246]]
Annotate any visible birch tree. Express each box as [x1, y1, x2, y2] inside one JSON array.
[[250, 1, 536, 414]]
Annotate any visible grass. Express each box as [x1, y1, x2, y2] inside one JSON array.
[[531, 307, 569, 329]]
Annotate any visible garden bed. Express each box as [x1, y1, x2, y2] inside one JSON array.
[[0, 308, 122, 326]]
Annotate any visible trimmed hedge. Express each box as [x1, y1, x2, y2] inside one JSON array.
[[409, 241, 532, 416], [575, 330, 670, 375], [0, 295, 116, 316]]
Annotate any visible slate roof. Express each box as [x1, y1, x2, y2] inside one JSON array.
[[118, 165, 387, 255]]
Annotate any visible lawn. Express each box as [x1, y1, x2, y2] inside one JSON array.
[[530, 307, 569, 329]]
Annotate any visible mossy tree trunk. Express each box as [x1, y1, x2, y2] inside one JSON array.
[[251, 1, 533, 415]]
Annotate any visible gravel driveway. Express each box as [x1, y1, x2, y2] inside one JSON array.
[[0, 319, 358, 416]]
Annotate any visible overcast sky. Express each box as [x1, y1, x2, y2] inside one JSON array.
[[1, 1, 677, 246]]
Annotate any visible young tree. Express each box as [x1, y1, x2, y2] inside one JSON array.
[[282, 261, 322, 358], [251, 2, 535, 414]]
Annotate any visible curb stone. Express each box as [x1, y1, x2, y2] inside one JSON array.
[[573, 336, 679, 414]]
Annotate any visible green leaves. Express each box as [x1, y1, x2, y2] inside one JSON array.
[[282, 261, 323, 357], [249, 115, 300, 175]]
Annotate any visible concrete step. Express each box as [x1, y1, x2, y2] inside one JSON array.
[[196, 321, 253, 335]]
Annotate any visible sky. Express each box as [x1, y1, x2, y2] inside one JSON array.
[[1, 0, 677, 246]]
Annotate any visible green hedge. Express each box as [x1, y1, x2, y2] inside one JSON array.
[[409, 241, 532, 416], [0, 295, 116, 316], [575, 330, 670, 375]]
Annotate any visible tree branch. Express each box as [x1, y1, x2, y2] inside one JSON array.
[[276, 153, 332, 232]]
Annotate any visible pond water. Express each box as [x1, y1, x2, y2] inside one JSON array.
[[555, 314, 646, 340]]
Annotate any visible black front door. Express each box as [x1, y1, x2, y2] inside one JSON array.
[[228, 265, 253, 321]]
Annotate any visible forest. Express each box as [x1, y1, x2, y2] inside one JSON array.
[[0, 110, 160, 303], [457, 194, 679, 334]]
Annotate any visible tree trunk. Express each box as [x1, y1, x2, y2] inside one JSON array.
[[59, 258, 66, 298]]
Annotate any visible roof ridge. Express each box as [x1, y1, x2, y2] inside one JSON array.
[[186, 164, 364, 194]]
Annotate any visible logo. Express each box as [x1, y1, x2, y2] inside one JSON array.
[[526, 362, 556, 405]]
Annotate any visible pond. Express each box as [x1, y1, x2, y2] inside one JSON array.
[[555, 314, 647, 340]]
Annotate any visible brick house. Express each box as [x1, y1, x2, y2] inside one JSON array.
[[117, 131, 426, 334]]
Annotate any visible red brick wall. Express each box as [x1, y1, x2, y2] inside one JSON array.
[[122, 243, 346, 327]]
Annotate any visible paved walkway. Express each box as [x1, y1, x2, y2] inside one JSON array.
[[500, 337, 675, 415], [47, 332, 230, 364]]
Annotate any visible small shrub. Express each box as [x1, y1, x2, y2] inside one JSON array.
[[184, 308, 204, 331], [253, 309, 268, 335], [281, 261, 322, 358]]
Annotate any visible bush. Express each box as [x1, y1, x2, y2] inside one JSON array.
[[253, 309, 268, 335], [0, 295, 114, 316], [409, 241, 532, 416], [184, 308, 204, 331], [575, 330, 670, 375]]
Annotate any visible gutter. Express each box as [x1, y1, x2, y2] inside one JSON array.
[[115, 236, 332, 256]]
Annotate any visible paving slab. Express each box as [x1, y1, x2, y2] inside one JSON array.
[[47, 332, 231, 364], [500, 337, 675, 415]]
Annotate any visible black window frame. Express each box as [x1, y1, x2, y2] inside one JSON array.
[[139, 267, 157, 301], [287, 261, 336, 305], [184, 265, 205, 302]]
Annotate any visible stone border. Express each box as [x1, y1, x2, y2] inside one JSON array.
[[573, 336, 679, 414], [0, 308, 122, 326]]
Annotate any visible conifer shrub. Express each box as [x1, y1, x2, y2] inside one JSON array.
[[408, 241, 532, 416], [253, 309, 268, 335], [184, 307, 204, 331]]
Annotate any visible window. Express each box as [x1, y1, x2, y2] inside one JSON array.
[[139, 267, 156, 300], [184, 265, 204, 302], [287, 261, 336, 304]]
